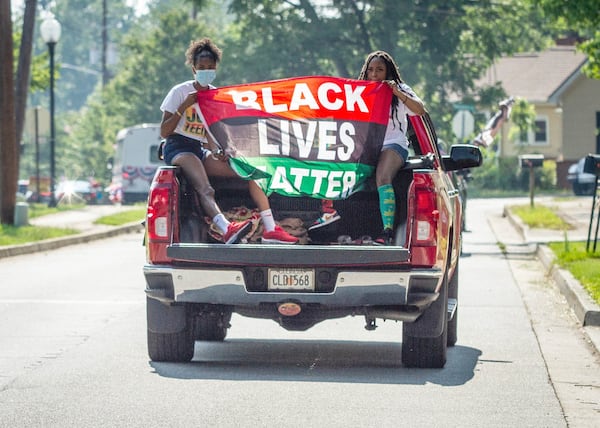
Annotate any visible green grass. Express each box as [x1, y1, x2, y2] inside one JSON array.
[[94, 207, 146, 226], [548, 241, 600, 305], [510, 204, 573, 230], [0, 204, 145, 247], [0, 224, 79, 246]]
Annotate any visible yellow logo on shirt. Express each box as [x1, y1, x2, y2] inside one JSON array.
[[182, 107, 206, 138]]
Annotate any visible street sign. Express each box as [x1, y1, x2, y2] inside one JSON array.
[[452, 109, 474, 140], [24, 107, 50, 142]]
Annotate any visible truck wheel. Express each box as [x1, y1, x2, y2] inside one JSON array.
[[147, 328, 194, 362], [194, 311, 231, 341], [447, 263, 459, 347], [402, 274, 448, 368], [146, 298, 195, 362]]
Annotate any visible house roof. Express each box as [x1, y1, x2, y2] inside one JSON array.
[[477, 46, 587, 104]]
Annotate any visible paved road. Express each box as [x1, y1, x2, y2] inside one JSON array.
[[0, 197, 598, 427]]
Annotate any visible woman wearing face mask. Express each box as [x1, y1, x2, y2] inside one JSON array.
[[160, 38, 298, 244]]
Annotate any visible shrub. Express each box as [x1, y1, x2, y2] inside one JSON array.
[[470, 151, 556, 192]]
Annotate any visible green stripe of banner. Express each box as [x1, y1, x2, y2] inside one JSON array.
[[229, 157, 374, 199]]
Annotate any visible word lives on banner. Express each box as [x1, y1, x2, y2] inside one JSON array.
[[196, 76, 392, 199]]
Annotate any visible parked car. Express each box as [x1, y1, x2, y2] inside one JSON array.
[[567, 157, 597, 195], [54, 180, 101, 204]]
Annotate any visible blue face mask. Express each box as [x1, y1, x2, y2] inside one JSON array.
[[195, 69, 216, 87]]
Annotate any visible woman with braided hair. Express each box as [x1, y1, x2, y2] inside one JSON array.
[[309, 50, 426, 245]]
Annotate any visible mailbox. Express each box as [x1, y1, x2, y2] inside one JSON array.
[[519, 154, 544, 168], [583, 154, 600, 175]]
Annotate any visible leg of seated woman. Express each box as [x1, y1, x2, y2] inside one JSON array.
[[203, 156, 269, 211], [203, 156, 297, 243], [376, 150, 405, 234], [376, 149, 405, 187], [172, 153, 220, 219]]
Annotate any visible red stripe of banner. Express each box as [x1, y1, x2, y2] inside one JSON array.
[[197, 76, 392, 126]]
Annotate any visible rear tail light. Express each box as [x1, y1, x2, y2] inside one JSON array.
[[146, 169, 176, 243], [412, 178, 439, 266], [147, 187, 171, 241], [414, 188, 437, 246]]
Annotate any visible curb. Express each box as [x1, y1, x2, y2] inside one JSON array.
[[504, 207, 600, 327], [0, 222, 144, 259], [503, 206, 529, 241], [537, 245, 600, 327]]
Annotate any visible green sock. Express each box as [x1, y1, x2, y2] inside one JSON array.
[[378, 184, 395, 230]]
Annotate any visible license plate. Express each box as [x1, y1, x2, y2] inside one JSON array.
[[268, 268, 315, 291]]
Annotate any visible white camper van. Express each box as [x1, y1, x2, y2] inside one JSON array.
[[110, 123, 162, 204]]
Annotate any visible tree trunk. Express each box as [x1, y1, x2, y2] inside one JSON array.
[[15, 0, 37, 161], [0, 0, 18, 224]]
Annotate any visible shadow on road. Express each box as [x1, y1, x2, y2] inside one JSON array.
[[149, 339, 481, 386]]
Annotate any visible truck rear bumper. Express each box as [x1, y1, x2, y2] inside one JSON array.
[[144, 264, 442, 310]]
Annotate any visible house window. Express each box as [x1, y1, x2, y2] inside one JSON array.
[[516, 116, 548, 145], [533, 118, 548, 145]]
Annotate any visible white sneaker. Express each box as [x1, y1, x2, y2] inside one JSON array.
[[308, 211, 341, 231]]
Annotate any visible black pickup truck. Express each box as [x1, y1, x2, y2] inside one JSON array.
[[143, 113, 481, 368]]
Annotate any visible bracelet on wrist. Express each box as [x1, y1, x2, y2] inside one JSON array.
[[175, 109, 182, 117]]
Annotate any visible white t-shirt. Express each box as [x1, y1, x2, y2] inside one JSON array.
[[383, 82, 422, 151], [160, 80, 215, 143]]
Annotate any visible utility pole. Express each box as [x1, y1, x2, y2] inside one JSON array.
[[102, 0, 109, 87]]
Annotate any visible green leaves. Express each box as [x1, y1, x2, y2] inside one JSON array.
[[28, 0, 586, 189]]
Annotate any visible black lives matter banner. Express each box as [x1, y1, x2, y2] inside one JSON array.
[[197, 76, 392, 199]]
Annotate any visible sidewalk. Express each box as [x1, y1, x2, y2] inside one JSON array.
[[501, 195, 600, 355], [0, 204, 144, 259]]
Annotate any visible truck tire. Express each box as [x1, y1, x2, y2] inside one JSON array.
[[447, 263, 459, 347], [146, 298, 195, 362], [195, 311, 231, 341], [147, 329, 195, 362], [402, 274, 448, 368]]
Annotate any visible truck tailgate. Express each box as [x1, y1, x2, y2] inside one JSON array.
[[167, 243, 410, 267]]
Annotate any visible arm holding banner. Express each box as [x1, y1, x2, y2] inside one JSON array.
[[159, 37, 298, 245]]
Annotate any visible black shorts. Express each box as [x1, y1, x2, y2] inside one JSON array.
[[163, 134, 208, 165]]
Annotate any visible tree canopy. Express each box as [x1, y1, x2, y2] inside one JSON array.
[[531, 0, 600, 79], [8, 0, 595, 200]]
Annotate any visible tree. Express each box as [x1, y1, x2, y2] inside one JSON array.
[[224, 0, 555, 141], [1, 0, 17, 224], [52, 0, 137, 112], [59, 6, 220, 183], [52, 0, 561, 185], [15, 0, 37, 169], [532, 0, 600, 79]]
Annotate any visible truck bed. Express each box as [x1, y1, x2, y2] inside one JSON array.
[[175, 170, 413, 247]]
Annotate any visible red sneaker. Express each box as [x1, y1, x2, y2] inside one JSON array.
[[223, 220, 252, 244], [262, 225, 299, 244]]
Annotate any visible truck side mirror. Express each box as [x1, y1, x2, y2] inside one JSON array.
[[442, 144, 483, 171]]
